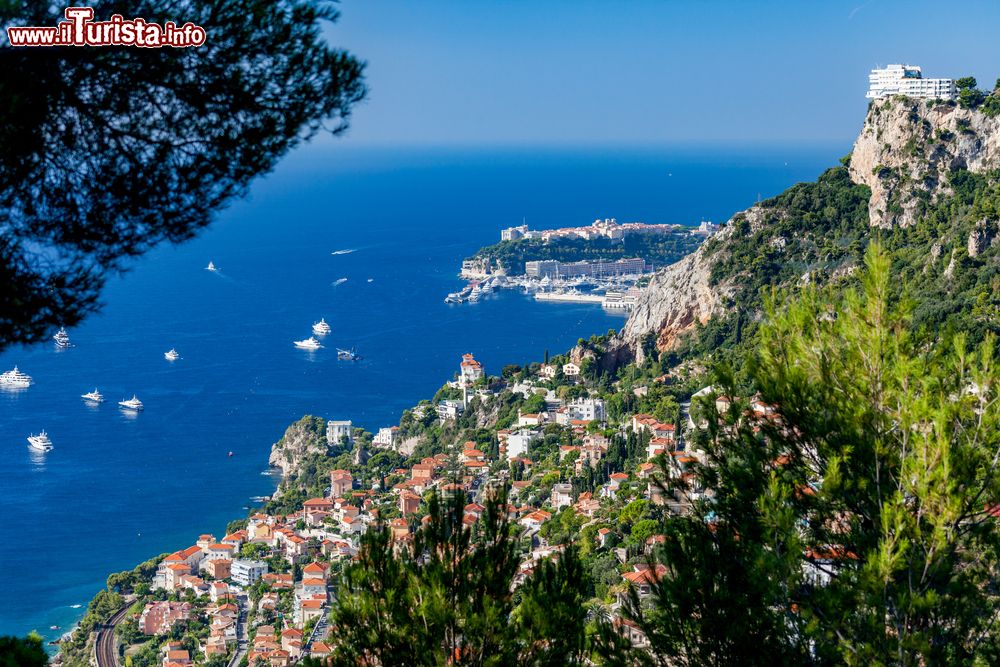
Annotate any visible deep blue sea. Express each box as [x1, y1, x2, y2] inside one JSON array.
[[0, 143, 841, 639]]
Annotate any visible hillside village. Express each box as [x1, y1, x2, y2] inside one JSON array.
[[77, 336, 759, 667]]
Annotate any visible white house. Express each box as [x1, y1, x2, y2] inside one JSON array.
[[550, 483, 574, 510], [299, 577, 327, 599], [436, 400, 464, 421], [519, 510, 552, 531], [373, 426, 399, 448], [460, 353, 485, 385], [506, 429, 540, 461], [518, 412, 545, 427], [326, 420, 354, 446], [230, 559, 268, 587], [566, 397, 606, 422]]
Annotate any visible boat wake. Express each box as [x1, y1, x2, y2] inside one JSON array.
[[331, 249, 355, 256], [332, 278, 348, 287]]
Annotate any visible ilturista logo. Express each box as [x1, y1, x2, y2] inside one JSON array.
[[6, 7, 207, 47]]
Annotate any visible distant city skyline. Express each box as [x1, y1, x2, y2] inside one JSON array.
[[325, 0, 1000, 146]]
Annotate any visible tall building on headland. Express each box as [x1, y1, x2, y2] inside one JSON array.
[[525, 257, 649, 279], [501, 224, 529, 241], [866, 64, 956, 101]]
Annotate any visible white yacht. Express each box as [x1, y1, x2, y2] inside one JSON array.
[[0, 366, 33, 388], [81, 389, 104, 403], [27, 431, 53, 452], [118, 395, 144, 411], [53, 327, 72, 348], [206, 261, 218, 272], [293, 337, 323, 350], [312, 319, 331, 336], [164, 348, 180, 361]]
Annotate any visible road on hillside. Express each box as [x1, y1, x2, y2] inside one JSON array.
[[227, 594, 250, 667]]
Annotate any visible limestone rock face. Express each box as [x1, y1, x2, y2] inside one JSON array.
[[268, 416, 328, 479], [621, 224, 736, 363], [618, 99, 1000, 360], [968, 219, 997, 258], [849, 98, 1000, 228]]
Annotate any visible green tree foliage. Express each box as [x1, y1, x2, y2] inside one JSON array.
[[56, 589, 124, 666], [240, 542, 270, 560], [609, 244, 1000, 665], [681, 166, 872, 363], [955, 76, 979, 90], [328, 490, 591, 665], [107, 553, 169, 593], [0, 0, 366, 349], [0, 633, 47, 667]]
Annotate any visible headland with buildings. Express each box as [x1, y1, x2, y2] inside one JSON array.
[[449, 217, 717, 309]]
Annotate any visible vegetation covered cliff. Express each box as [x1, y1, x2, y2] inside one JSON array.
[[268, 415, 330, 483], [623, 91, 1000, 363]]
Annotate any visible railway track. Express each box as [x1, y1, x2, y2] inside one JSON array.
[[94, 606, 129, 667]]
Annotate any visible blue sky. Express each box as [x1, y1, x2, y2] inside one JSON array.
[[324, 0, 1000, 146]]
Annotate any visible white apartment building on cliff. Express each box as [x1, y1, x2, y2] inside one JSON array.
[[866, 64, 956, 101]]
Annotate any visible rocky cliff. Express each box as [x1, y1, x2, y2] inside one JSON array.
[[621, 224, 733, 363], [850, 98, 1000, 228], [621, 96, 1000, 358], [268, 415, 329, 480]]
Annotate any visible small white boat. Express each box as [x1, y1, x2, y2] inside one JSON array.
[[0, 366, 33, 388], [337, 347, 361, 361], [81, 389, 104, 403], [294, 337, 323, 350], [118, 395, 144, 411], [206, 261, 218, 272], [27, 431, 53, 452], [164, 349, 180, 361], [53, 327, 73, 348], [312, 319, 331, 336]]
